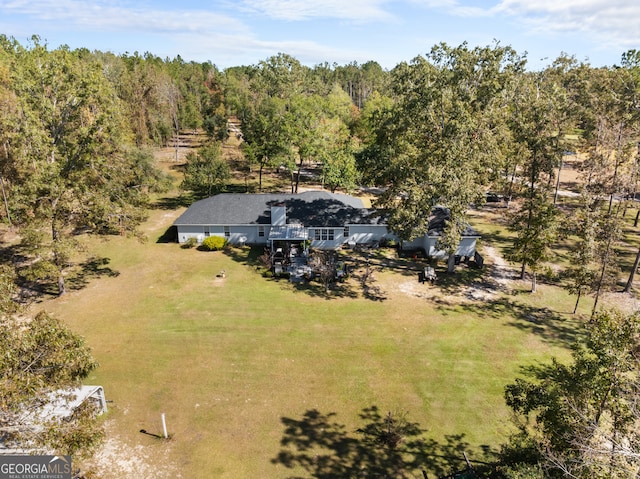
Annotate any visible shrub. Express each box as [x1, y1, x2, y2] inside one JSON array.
[[200, 236, 227, 251], [181, 237, 198, 249]]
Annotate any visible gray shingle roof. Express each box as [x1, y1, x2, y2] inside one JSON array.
[[427, 207, 480, 237], [173, 191, 479, 238], [173, 191, 385, 227]]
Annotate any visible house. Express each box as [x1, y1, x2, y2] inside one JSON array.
[[173, 191, 480, 260]]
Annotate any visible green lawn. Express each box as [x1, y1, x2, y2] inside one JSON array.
[[43, 206, 581, 478]]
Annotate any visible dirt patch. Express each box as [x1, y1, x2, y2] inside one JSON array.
[[80, 422, 180, 479], [464, 245, 515, 301], [601, 292, 640, 315], [391, 241, 640, 315], [397, 279, 439, 300], [394, 245, 514, 303]]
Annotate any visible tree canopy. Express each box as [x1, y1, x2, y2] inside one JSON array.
[[504, 310, 640, 478]]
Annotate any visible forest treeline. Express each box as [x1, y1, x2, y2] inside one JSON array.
[[2, 34, 640, 475]]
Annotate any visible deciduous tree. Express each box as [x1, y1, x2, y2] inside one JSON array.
[[180, 142, 230, 198], [241, 96, 292, 191], [0, 311, 102, 456], [0, 36, 21, 225], [504, 310, 640, 478], [506, 193, 561, 292], [564, 195, 600, 313], [360, 42, 524, 251], [9, 40, 152, 294], [506, 62, 572, 285]]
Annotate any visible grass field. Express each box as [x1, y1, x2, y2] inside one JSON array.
[[34, 141, 640, 477], [38, 200, 589, 478]]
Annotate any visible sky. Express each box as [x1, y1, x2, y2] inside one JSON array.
[[0, 0, 638, 71]]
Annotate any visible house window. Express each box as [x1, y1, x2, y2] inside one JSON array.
[[224, 226, 230, 238], [204, 227, 210, 237], [314, 228, 334, 241], [258, 226, 265, 237], [343, 226, 350, 239]]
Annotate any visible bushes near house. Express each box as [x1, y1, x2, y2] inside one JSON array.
[[199, 236, 227, 251], [181, 237, 198, 249], [384, 238, 398, 248], [261, 269, 290, 279]]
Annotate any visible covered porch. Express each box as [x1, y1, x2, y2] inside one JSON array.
[[268, 224, 310, 280]]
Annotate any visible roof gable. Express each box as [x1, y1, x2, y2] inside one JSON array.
[[427, 207, 480, 237]]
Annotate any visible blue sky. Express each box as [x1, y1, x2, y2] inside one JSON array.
[[0, 0, 638, 70]]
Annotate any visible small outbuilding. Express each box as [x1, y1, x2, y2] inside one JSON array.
[[38, 385, 108, 420], [0, 385, 107, 454]]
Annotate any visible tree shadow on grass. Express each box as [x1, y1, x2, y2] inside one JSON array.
[[428, 265, 487, 296], [285, 278, 360, 300], [66, 256, 120, 292], [356, 248, 428, 278], [474, 230, 512, 253], [272, 406, 496, 478], [221, 244, 491, 302], [152, 193, 195, 210], [1, 239, 120, 301], [351, 267, 388, 301], [11, 256, 120, 304], [222, 246, 369, 300], [447, 295, 584, 348]]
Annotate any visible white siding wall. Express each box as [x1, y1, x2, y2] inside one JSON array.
[[176, 225, 205, 243], [428, 243, 448, 260], [177, 225, 269, 245], [402, 236, 430, 252], [309, 228, 342, 250], [177, 223, 477, 255], [456, 238, 478, 257], [346, 225, 395, 245], [308, 225, 394, 250], [310, 239, 341, 249], [227, 225, 265, 245], [402, 236, 477, 259]]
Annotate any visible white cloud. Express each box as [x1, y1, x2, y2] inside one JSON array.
[[0, 0, 248, 35], [495, 0, 640, 50], [410, 0, 494, 17], [410, 0, 639, 50], [1, 0, 631, 68], [238, 0, 393, 22], [155, 29, 374, 67], [1, 0, 367, 66]]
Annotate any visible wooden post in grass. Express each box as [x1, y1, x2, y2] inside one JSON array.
[[161, 413, 168, 438]]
